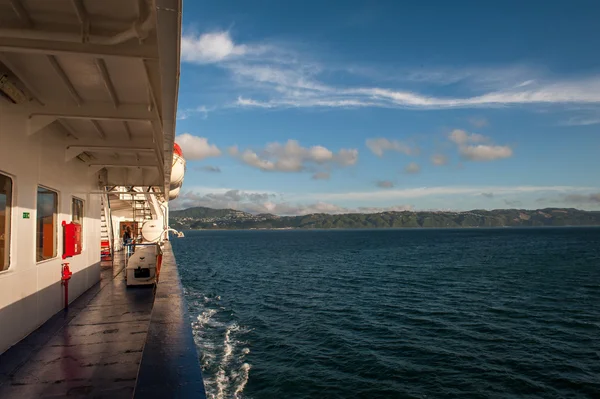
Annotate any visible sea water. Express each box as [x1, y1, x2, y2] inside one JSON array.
[[172, 228, 600, 399]]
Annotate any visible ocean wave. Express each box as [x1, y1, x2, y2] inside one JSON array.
[[176, 228, 600, 399], [188, 288, 252, 399]]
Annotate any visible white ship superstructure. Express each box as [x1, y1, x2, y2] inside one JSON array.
[[0, 0, 184, 354]]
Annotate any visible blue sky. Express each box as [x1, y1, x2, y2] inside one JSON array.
[[172, 0, 600, 215]]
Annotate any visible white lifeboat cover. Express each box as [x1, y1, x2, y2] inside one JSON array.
[[170, 153, 186, 189], [126, 246, 157, 270], [141, 220, 164, 243], [169, 185, 181, 200]]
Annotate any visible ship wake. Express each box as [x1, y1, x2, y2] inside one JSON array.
[[190, 292, 251, 399]]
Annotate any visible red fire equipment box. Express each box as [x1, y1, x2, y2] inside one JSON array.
[[62, 221, 82, 259]]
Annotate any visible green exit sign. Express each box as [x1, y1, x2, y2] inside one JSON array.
[[23, 212, 30, 219]]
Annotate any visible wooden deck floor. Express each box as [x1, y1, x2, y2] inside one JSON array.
[[0, 252, 155, 399]]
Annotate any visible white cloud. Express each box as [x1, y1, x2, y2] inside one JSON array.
[[459, 144, 513, 161], [228, 63, 327, 92], [448, 129, 488, 145], [230, 75, 600, 111], [306, 145, 333, 162], [397, 65, 534, 88], [236, 96, 274, 108], [230, 140, 358, 173], [179, 30, 600, 114], [562, 116, 600, 126], [174, 186, 277, 196], [448, 129, 513, 162], [365, 138, 418, 157], [173, 189, 273, 212], [514, 80, 535, 88], [171, 185, 598, 215], [235, 96, 374, 109], [171, 189, 413, 216], [176, 110, 189, 120], [356, 205, 414, 213], [311, 185, 592, 202], [351, 78, 600, 108], [504, 199, 522, 208], [404, 162, 421, 174], [240, 149, 279, 171], [177, 106, 209, 120], [234, 77, 600, 110], [196, 165, 221, 173], [564, 193, 600, 204], [260, 201, 415, 216], [174, 134, 221, 160], [231, 77, 600, 110], [336, 149, 359, 166], [431, 154, 448, 166], [181, 31, 251, 64]]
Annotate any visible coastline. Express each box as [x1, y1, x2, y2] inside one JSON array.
[[181, 225, 600, 232]]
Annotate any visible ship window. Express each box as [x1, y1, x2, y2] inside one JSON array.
[[37, 186, 58, 262], [0, 173, 12, 272]]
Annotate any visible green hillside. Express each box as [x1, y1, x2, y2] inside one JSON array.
[[169, 207, 600, 230]]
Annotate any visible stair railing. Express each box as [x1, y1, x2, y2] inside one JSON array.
[[104, 189, 115, 261]]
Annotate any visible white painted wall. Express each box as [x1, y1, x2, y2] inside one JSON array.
[[0, 110, 101, 354], [111, 214, 128, 252]]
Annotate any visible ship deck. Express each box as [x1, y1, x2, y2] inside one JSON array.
[[0, 243, 205, 399]]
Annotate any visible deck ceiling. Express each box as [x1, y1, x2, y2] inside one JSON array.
[[0, 0, 181, 194]]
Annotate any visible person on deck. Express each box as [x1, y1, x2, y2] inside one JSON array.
[[123, 226, 132, 245], [123, 226, 134, 257]]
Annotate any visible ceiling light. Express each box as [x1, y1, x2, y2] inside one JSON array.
[[0, 74, 29, 104]]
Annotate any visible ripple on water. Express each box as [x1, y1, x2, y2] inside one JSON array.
[[175, 227, 600, 399]]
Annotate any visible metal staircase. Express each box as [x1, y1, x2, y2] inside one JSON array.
[[133, 198, 153, 223], [100, 194, 114, 262], [100, 186, 162, 248]]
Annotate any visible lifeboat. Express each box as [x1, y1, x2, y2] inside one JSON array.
[[168, 185, 181, 200], [141, 220, 164, 243], [169, 143, 185, 199], [125, 245, 158, 286]]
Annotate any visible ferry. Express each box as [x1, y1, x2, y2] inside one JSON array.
[[0, 1, 206, 397]]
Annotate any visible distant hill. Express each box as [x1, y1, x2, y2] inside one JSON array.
[[170, 206, 254, 220], [169, 207, 600, 230]]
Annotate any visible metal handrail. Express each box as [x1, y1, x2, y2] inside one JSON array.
[[104, 191, 115, 262]]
